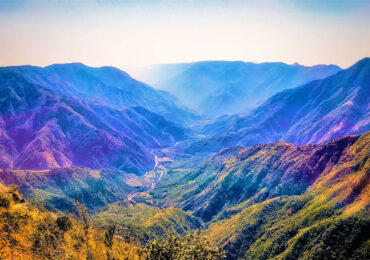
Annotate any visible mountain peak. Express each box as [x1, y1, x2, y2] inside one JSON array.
[[45, 62, 87, 69], [349, 57, 370, 70]]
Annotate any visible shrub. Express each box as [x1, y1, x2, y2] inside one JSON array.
[[139, 229, 225, 260]]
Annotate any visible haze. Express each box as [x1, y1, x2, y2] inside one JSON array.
[[0, 0, 370, 69]]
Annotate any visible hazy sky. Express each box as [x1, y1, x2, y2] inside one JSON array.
[[0, 0, 369, 69]]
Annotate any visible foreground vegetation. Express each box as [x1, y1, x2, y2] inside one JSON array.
[[94, 200, 203, 246], [0, 183, 139, 259], [139, 230, 224, 260], [0, 183, 224, 259]]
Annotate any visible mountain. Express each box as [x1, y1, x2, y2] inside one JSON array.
[[204, 131, 370, 259], [0, 166, 204, 247], [188, 57, 370, 153], [0, 71, 189, 173], [145, 131, 370, 258], [0, 63, 198, 125], [132, 61, 341, 117], [149, 131, 369, 222]]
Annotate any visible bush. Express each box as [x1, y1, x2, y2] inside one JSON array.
[[139, 229, 225, 259], [56, 215, 72, 232], [0, 196, 10, 209]]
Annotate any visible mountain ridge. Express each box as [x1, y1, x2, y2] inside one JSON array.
[[149, 132, 368, 222], [132, 60, 341, 117], [0, 72, 190, 173], [0, 62, 198, 126], [187, 57, 370, 153]]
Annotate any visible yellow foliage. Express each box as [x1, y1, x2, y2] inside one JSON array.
[[0, 184, 140, 259]]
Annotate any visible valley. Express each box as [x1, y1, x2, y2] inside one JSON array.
[[0, 58, 369, 259]]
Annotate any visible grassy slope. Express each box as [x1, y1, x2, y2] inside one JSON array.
[[150, 134, 363, 222], [93, 200, 203, 246]]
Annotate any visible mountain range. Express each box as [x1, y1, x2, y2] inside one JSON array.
[[132, 61, 341, 117], [187, 57, 370, 154], [0, 65, 191, 173], [151, 133, 367, 221], [1, 63, 197, 125], [0, 58, 369, 259]]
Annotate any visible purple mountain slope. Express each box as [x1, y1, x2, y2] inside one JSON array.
[[0, 63, 198, 125], [0, 72, 189, 174], [188, 57, 370, 153]]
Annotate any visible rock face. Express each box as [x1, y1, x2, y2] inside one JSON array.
[[151, 132, 368, 222], [133, 60, 341, 116], [0, 68, 189, 174], [188, 58, 370, 153]]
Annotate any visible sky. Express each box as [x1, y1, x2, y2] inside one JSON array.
[[0, 0, 370, 69]]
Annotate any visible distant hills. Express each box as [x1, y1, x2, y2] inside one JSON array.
[[0, 63, 197, 125], [187, 57, 370, 153], [133, 60, 341, 117], [1, 59, 365, 173]]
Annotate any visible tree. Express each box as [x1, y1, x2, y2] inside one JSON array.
[[31, 214, 65, 259], [104, 224, 117, 260], [0, 193, 22, 260], [56, 215, 73, 233], [104, 224, 117, 248], [74, 199, 93, 260]]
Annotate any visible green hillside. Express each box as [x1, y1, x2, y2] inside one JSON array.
[[94, 200, 203, 246], [204, 132, 370, 259]]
